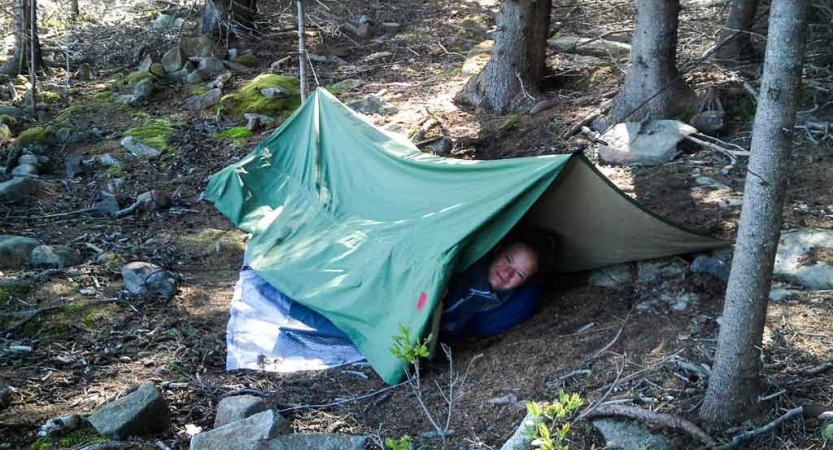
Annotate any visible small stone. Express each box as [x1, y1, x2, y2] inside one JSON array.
[[0, 177, 39, 203], [97, 153, 122, 168], [207, 71, 232, 90], [75, 63, 93, 81], [133, 78, 154, 99], [214, 395, 268, 428], [30, 245, 83, 268], [162, 46, 188, 73], [260, 87, 290, 99], [330, 79, 363, 91], [0, 105, 24, 117], [121, 261, 178, 298], [243, 113, 275, 125], [116, 94, 144, 106], [347, 94, 398, 116], [343, 22, 371, 39], [189, 410, 290, 450], [227, 48, 239, 60], [637, 258, 688, 284], [121, 136, 161, 159], [89, 382, 170, 439], [246, 116, 261, 132], [365, 51, 393, 62], [199, 57, 226, 77], [152, 13, 177, 31], [11, 163, 38, 177], [137, 54, 153, 72], [691, 248, 733, 282], [37, 414, 82, 438], [774, 228, 833, 290]]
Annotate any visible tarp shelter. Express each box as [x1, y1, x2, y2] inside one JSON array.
[[205, 88, 729, 384]]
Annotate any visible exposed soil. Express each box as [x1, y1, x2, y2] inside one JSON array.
[[1, 0, 832, 449]]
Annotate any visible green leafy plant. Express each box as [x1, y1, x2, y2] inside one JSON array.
[[384, 434, 411, 450], [524, 391, 583, 450]]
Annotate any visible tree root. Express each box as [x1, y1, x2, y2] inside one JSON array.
[[583, 404, 716, 447], [710, 407, 803, 450]]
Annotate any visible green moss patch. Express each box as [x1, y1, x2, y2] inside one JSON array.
[[127, 70, 155, 88], [187, 84, 208, 97], [213, 126, 254, 143], [0, 114, 18, 128], [38, 91, 62, 103], [124, 118, 177, 151], [31, 425, 109, 450], [220, 74, 300, 119], [89, 91, 116, 102], [232, 54, 261, 68], [14, 126, 52, 149]]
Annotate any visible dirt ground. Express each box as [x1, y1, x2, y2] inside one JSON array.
[[1, 0, 832, 449]]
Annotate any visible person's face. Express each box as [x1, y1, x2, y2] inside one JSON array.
[[488, 243, 539, 292]]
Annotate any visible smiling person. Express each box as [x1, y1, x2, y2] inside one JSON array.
[[440, 235, 553, 340]]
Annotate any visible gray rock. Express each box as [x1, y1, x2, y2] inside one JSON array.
[[499, 413, 542, 450], [186, 69, 208, 84], [773, 228, 833, 290], [243, 113, 275, 125], [189, 410, 290, 450], [168, 67, 192, 83], [588, 263, 635, 289], [0, 177, 39, 203], [18, 153, 42, 168], [343, 22, 371, 39], [93, 195, 121, 216], [37, 414, 82, 438], [162, 47, 187, 73], [227, 48, 240, 60], [137, 54, 153, 72], [365, 51, 393, 62], [692, 175, 730, 191], [246, 116, 261, 131], [260, 87, 290, 99], [89, 382, 169, 439], [637, 258, 689, 284], [133, 78, 154, 99], [0, 378, 10, 410], [427, 136, 453, 155], [11, 163, 38, 177], [97, 153, 122, 168], [769, 283, 800, 302], [690, 111, 727, 137], [116, 94, 145, 106], [122, 262, 179, 298], [207, 71, 232, 90], [183, 88, 223, 111], [348, 94, 398, 116], [547, 36, 631, 58], [152, 13, 177, 31], [121, 137, 161, 159], [598, 121, 698, 166], [691, 249, 733, 282], [199, 57, 226, 77], [75, 63, 93, 81], [214, 395, 268, 428], [0, 83, 18, 101], [0, 105, 24, 117], [181, 35, 223, 58], [261, 433, 366, 450], [330, 79, 363, 91], [308, 54, 348, 66], [31, 245, 83, 268], [591, 418, 670, 450]]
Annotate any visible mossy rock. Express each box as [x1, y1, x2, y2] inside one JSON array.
[[149, 63, 167, 78], [89, 91, 116, 102], [0, 114, 19, 128], [38, 91, 62, 104], [14, 127, 53, 149], [219, 74, 300, 119], [127, 71, 155, 88], [187, 84, 208, 97], [232, 54, 261, 68], [212, 126, 254, 144], [31, 424, 109, 450], [124, 118, 177, 151]]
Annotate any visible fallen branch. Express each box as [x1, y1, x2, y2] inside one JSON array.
[[562, 98, 614, 139], [411, 117, 439, 143], [0, 269, 63, 288], [795, 358, 833, 376], [587, 307, 633, 363], [529, 99, 559, 115], [583, 404, 716, 447], [277, 381, 407, 413], [711, 406, 803, 450]]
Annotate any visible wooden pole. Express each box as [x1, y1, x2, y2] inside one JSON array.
[[29, 0, 36, 116], [297, 0, 306, 102]]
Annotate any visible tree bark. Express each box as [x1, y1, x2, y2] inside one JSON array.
[[202, 0, 259, 37], [1, 0, 45, 76], [699, 0, 808, 425], [609, 0, 694, 123], [454, 0, 551, 114], [712, 0, 760, 63]]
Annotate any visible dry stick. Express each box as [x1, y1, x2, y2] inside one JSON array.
[[576, 356, 625, 421], [587, 307, 633, 363], [562, 99, 614, 139], [710, 407, 804, 450], [796, 358, 833, 375], [0, 268, 62, 287], [584, 404, 717, 447], [277, 381, 407, 413]]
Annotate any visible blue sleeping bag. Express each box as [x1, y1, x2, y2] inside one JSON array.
[[463, 283, 541, 337]]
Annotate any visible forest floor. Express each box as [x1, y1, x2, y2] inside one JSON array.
[[0, 0, 832, 449]]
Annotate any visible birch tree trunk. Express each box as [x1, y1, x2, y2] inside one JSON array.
[[1, 0, 45, 76], [700, 0, 808, 424], [454, 0, 551, 114], [609, 0, 694, 123], [712, 0, 760, 63]]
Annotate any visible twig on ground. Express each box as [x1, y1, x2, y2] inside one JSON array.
[[710, 407, 803, 450], [516, 73, 536, 102], [562, 98, 614, 139], [583, 404, 717, 447], [0, 269, 63, 288], [795, 358, 833, 375], [587, 307, 633, 363], [277, 382, 407, 413], [558, 369, 592, 382], [577, 356, 625, 421]]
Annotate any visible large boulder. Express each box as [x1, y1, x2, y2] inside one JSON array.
[[774, 228, 833, 290], [547, 36, 631, 58], [189, 410, 290, 450], [121, 262, 179, 298], [88, 382, 170, 439], [31, 245, 83, 268], [162, 47, 187, 73], [691, 248, 733, 282], [597, 121, 697, 166], [133, 78, 154, 99], [0, 235, 40, 269], [0, 176, 39, 203], [591, 418, 670, 450], [214, 395, 268, 428]]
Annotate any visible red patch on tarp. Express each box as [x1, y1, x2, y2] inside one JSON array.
[[417, 292, 427, 311]]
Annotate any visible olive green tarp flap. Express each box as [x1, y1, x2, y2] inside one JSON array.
[[205, 88, 728, 384]]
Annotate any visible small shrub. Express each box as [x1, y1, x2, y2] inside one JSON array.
[[385, 435, 411, 450]]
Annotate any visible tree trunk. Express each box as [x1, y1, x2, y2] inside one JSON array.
[[1, 0, 45, 76], [202, 0, 259, 37], [712, 0, 759, 63], [69, 0, 79, 18], [609, 0, 694, 123], [454, 0, 551, 114], [699, 0, 808, 425]]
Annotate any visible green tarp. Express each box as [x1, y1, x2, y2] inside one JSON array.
[[205, 88, 728, 384]]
